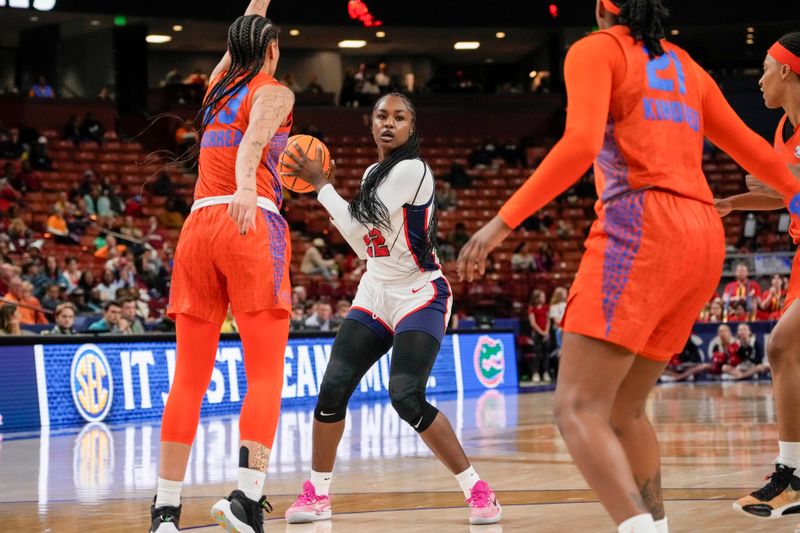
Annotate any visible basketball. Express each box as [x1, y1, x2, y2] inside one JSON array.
[[279, 134, 331, 194]]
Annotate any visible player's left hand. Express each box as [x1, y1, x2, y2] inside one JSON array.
[[457, 215, 513, 282], [282, 143, 334, 192]]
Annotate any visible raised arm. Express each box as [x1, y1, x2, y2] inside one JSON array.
[[456, 33, 621, 281], [229, 84, 294, 234], [211, 0, 273, 81], [700, 66, 800, 203]]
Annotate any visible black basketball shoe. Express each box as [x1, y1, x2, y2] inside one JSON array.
[[733, 463, 800, 518], [211, 489, 273, 533], [149, 498, 181, 533]]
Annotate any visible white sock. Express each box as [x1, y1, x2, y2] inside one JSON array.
[[155, 477, 182, 509], [310, 470, 333, 497], [237, 467, 265, 502], [778, 442, 800, 468], [654, 517, 669, 533], [455, 466, 481, 498], [618, 513, 657, 533]]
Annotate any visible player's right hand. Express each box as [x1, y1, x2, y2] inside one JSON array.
[[714, 198, 732, 218], [228, 187, 258, 235]]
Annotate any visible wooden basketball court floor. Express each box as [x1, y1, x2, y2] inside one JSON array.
[[0, 382, 796, 532]]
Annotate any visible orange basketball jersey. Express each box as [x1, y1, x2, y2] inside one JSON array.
[[195, 72, 293, 208], [593, 26, 710, 205], [775, 114, 800, 244]]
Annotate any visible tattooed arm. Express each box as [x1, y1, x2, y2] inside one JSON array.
[[211, 0, 273, 80], [228, 84, 294, 234]]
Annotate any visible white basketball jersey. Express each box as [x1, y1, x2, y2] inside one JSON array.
[[317, 158, 442, 285]]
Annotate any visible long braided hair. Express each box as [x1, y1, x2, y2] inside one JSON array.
[[608, 0, 669, 58], [349, 92, 439, 265], [198, 15, 281, 140]]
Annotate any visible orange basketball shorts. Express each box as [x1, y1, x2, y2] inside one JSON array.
[[168, 204, 292, 324], [563, 189, 725, 362]]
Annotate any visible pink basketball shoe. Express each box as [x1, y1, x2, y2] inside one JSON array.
[[467, 480, 502, 525], [285, 481, 332, 524]]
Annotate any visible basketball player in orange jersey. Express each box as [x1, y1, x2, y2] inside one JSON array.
[[457, 1, 800, 532], [148, 2, 295, 532], [714, 33, 800, 523]]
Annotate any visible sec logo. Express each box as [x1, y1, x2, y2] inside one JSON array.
[[473, 336, 505, 389], [70, 344, 113, 423]]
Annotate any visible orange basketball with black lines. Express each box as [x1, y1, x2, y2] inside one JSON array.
[[279, 134, 331, 194]]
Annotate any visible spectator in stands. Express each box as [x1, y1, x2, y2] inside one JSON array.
[[47, 205, 78, 244], [281, 73, 302, 93], [436, 181, 457, 211], [152, 171, 174, 197], [121, 297, 145, 334], [339, 69, 358, 107], [49, 302, 77, 335], [63, 115, 82, 146], [662, 337, 710, 382], [80, 113, 104, 144], [304, 74, 324, 94], [501, 139, 525, 168], [528, 289, 552, 383], [468, 140, 495, 169], [59, 256, 82, 294], [0, 262, 14, 295], [723, 262, 761, 312], [375, 63, 391, 94], [184, 69, 208, 88], [290, 305, 306, 331], [709, 324, 739, 376], [124, 192, 144, 218], [83, 183, 102, 215], [42, 256, 61, 287], [40, 284, 61, 315], [305, 300, 334, 331], [97, 85, 113, 101], [19, 280, 47, 325], [30, 136, 52, 171], [335, 299, 350, 320], [88, 300, 122, 333], [0, 170, 22, 209], [443, 163, 473, 189], [292, 285, 308, 306], [160, 196, 186, 228], [548, 287, 568, 379], [162, 67, 183, 87], [511, 241, 536, 271], [449, 222, 471, 255], [534, 242, 555, 272], [701, 298, 725, 323], [174, 119, 199, 155], [727, 301, 749, 322], [758, 274, 785, 320], [300, 238, 337, 280], [722, 323, 766, 380], [28, 76, 55, 98], [7, 217, 33, 252], [0, 304, 28, 335], [78, 270, 98, 295]]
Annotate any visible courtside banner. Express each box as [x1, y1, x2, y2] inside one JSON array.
[[0, 344, 41, 433], [1, 331, 517, 430]]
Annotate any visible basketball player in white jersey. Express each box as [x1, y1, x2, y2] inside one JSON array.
[[280, 92, 501, 525]]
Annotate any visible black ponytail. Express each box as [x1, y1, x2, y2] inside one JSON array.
[[609, 0, 669, 58], [142, 15, 280, 176], [349, 92, 439, 266], [779, 32, 800, 57], [199, 15, 280, 140]]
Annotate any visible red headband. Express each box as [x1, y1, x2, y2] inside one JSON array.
[[769, 42, 800, 75], [602, 0, 622, 15]]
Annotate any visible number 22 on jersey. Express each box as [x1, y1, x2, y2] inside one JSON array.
[[363, 228, 390, 257]]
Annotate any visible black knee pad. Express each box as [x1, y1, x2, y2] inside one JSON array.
[[314, 381, 349, 423], [389, 379, 438, 433]]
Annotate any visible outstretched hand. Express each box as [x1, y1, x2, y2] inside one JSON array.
[[281, 143, 335, 192], [456, 216, 513, 282]]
